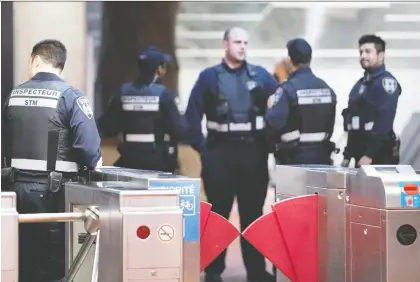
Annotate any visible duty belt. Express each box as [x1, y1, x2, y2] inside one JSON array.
[[125, 134, 171, 143], [10, 158, 78, 173]]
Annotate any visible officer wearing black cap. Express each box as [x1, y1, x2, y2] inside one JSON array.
[[2, 39, 102, 282], [266, 38, 337, 165], [98, 45, 187, 172], [185, 27, 277, 282]]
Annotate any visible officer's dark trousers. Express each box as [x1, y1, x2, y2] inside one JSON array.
[[12, 176, 65, 282], [277, 145, 332, 165], [201, 143, 269, 279], [115, 152, 174, 173]]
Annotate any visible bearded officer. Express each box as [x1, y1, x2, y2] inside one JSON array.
[[98, 45, 187, 173], [185, 27, 278, 282], [341, 34, 401, 167], [2, 39, 102, 282], [266, 38, 337, 165]]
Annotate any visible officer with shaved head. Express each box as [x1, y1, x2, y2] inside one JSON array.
[[185, 27, 277, 282]]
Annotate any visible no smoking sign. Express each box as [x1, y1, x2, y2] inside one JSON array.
[[157, 224, 175, 242]]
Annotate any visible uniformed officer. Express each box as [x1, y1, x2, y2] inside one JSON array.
[[1, 39, 102, 282], [266, 38, 337, 165], [185, 27, 278, 282], [97, 46, 187, 173], [341, 34, 401, 167]]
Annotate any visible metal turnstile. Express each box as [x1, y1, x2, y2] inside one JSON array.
[[274, 165, 356, 282], [1, 191, 100, 282], [65, 181, 183, 282], [1, 192, 19, 282], [346, 165, 420, 282], [89, 167, 201, 282]]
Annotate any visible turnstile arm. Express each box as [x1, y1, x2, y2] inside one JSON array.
[[18, 212, 86, 223], [64, 206, 100, 282], [64, 232, 97, 282]]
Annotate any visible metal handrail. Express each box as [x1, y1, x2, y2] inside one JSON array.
[[18, 212, 86, 223]]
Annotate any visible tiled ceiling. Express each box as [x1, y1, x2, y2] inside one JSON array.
[[175, 2, 420, 67], [84, 2, 420, 67]]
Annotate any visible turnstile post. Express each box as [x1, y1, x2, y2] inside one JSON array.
[[1, 192, 19, 282]]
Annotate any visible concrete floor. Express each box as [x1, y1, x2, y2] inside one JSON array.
[[200, 188, 276, 282]]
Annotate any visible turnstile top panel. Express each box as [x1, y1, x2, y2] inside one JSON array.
[[89, 181, 148, 190], [65, 182, 180, 212], [274, 165, 356, 196], [348, 165, 420, 209], [306, 167, 357, 190], [66, 181, 148, 191], [90, 167, 171, 182], [96, 166, 169, 174], [65, 181, 180, 198], [90, 166, 198, 183]]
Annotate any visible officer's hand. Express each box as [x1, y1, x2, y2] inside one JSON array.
[[94, 157, 104, 169], [341, 159, 350, 167], [358, 156, 372, 166], [267, 94, 276, 108]]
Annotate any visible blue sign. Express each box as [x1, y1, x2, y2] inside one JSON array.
[[399, 181, 420, 208], [149, 179, 200, 242]]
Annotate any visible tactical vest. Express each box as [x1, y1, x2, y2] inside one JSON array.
[[280, 78, 336, 145], [206, 64, 266, 137], [343, 76, 377, 134], [4, 80, 78, 173], [119, 83, 167, 147]]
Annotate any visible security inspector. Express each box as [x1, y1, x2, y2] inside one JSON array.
[[97, 45, 187, 173], [2, 39, 102, 282], [185, 27, 278, 282], [266, 38, 337, 165], [341, 34, 401, 167]]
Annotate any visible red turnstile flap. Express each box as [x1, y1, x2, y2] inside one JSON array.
[[200, 201, 212, 237], [242, 211, 297, 281], [200, 211, 240, 272], [273, 195, 319, 282]]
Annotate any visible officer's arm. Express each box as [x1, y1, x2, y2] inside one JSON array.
[[364, 80, 401, 158], [97, 92, 122, 138], [161, 89, 188, 142], [184, 71, 208, 154], [265, 86, 291, 131], [61, 90, 102, 169], [327, 89, 337, 137], [258, 66, 279, 98], [342, 83, 360, 161]]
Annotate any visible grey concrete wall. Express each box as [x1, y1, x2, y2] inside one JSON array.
[[2, 2, 14, 103], [13, 2, 87, 92]]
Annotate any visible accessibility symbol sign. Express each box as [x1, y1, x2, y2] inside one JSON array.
[[157, 224, 175, 242]]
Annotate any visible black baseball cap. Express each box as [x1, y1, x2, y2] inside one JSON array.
[[138, 46, 172, 70], [287, 38, 312, 64]]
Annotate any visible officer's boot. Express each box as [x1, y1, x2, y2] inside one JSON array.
[[248, 271, 276, 282], [204, 273, 223, 282]]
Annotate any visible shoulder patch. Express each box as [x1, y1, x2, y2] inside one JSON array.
[[76, 96, 94, 119], [273, 87, 284, 106], [382, 77, 398, 95], [174, 96, 185, 114], [174, 96, 181, 107], [246, 80, 258, 91]]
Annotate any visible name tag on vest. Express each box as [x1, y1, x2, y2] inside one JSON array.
[[121, 96, 160, 111], [8, 88, 61, 108], [296, 89, 332, 105]]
